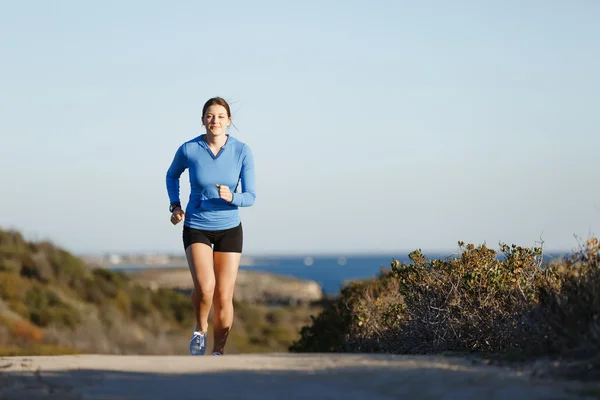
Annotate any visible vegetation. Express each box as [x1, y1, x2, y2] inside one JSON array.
[[4, 222, 599, 380], [290, 237, 600, 379], [0, 228, 319, 355]]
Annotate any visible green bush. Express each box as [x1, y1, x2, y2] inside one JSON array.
[[289, 286, 360, 353], [114, 289, 132, 318], [129, 285, 153, 318], [0, 230, 28, 259], [150, 288, 193, 326], [20, 252, 54, 283], [51, 250, 90, 286], [81, 278, 107, 303], [0, 271, 29, 301], [24, 285, 80, 329], [91, 269, 122, 299], [0, 258, 21, 274]]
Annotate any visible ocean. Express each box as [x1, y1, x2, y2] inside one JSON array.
[[110, 252, 564, 296], [241, 251, 564, 294], [109, 252, 449, 295], [238, 254, 411, 295]]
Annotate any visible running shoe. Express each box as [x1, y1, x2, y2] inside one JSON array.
[[189, 331, 206, 356]]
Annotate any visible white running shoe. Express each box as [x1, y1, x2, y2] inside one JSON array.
[[212, 352, 222, 356], [189, 331, 206, 356]]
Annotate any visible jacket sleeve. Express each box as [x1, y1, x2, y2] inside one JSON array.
[[165, 144, 188, 204], [230, 144, 256, 207]]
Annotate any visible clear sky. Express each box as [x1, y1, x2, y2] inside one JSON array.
[[1, 0, 598, 256]]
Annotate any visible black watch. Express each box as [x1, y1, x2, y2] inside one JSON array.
[[169, 202, 181, 213]]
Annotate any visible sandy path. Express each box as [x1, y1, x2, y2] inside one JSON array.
[[0, 353, 596, 399]]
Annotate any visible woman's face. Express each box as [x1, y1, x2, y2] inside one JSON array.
[[203, 105, 230, 136]]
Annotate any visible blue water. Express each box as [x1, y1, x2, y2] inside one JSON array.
[[112, 254, 439, 295], [112, 252, 564, 296], [239, 255, 404, 295], [244, 251, 565, 294]]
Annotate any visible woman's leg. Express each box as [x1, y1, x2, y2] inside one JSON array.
[[185, 243, 215, 333], [212, 251, 241, 354]]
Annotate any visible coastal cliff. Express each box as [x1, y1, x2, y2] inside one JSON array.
[[129, 268, 324, 306]]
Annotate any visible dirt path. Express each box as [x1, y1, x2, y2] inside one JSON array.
[[1, 353, 597, 399]]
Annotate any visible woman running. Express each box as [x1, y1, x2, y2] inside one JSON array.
[[165, 97, 256, 356]]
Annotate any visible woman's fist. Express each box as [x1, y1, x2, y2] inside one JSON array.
[[170, 208, 184, 225], [216, 184, 233, 203]]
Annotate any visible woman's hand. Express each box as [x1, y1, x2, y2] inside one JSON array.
[[216, 184, 233, 203], [170, 208, 185, 225]]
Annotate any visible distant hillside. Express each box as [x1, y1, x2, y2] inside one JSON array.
[[0, 227, 323, 356]]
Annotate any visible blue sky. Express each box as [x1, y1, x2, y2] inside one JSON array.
[[1, 1, 598, 256]]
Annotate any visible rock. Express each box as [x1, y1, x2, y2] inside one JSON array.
[[129, 268, 324, 305], [234, 270, 323, 305]]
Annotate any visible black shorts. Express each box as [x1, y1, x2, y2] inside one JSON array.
[[182, 223, 243, 253]]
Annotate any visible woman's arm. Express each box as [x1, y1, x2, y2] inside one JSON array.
[[230, 144, 256, 207], [165, 144, 188, 205]]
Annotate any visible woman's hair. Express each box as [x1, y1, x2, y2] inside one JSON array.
[[202, 97, 231, 119]]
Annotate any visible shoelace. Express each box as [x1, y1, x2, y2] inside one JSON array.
[[192, 333, 205, 345]]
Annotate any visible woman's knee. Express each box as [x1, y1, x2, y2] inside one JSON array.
[[213, 288, 234, 307], [194, 280, 216, 300]]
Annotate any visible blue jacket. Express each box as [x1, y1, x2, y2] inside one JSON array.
[[166, 134, 256, 230]]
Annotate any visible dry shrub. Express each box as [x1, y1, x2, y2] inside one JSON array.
[[43, 315, 115, 354], [0, 271, 30, 301], [0, 324, 9, 344], [21, 252, 54, 283], [43, 311, 188, 355], [7, 319, 44, 343], [114, 289, 132, 318], [0, 344, 79, 356], [324, 242, 550, 354], [344, 276, 405, 352], [24, 285, 81, 328], [0, 230, 27, 257], [538, 237, 600, 357], [0, 258, 21, 274], [292, 237, 600, 362], [384, 242, 548, 354], [289, 291, 355, 353]]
